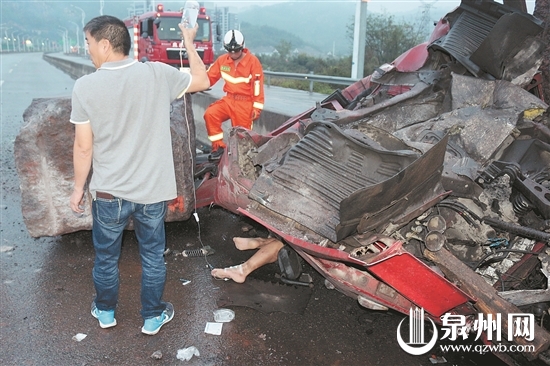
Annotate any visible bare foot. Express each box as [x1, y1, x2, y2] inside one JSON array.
[[211, 264, 247, 283]]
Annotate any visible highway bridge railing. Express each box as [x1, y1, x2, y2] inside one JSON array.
[[264, 71, 358, 93]]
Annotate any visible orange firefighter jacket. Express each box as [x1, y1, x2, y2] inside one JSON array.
[[207, 48, 265, 113]]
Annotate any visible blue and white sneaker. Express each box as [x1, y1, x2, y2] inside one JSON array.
[[91, 301, 117, 329], [141, 302, 174, 335]]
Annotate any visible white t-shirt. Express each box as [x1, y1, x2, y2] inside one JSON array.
[[70, 58, 192, 204]]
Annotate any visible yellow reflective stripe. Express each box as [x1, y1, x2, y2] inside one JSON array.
[[253, 102, 264, 110], [221, 71, 252, 84], [208, 133, 224, 142]]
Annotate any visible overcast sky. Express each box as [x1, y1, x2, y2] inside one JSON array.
[[190, 0, 536, 13]]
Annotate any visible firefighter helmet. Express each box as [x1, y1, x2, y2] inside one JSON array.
[[223, 30, 244, 52]]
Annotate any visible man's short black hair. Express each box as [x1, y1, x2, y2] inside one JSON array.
[[84, 15, 131, 56]]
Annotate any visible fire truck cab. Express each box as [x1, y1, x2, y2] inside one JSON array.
[[124, 3, 215, 68]]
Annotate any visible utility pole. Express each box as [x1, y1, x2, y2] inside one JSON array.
[[351, 0, 368, 79]]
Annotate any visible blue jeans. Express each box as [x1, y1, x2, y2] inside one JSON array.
[[91, 196, 168, 319]]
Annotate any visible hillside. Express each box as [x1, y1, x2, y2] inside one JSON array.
[[237, 1, 461, 57], [238, 2, 356, 56]]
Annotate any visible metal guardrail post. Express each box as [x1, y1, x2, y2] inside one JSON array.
[[309, 71, 313, 93]]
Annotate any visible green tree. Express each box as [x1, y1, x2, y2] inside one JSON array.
[[347, 12, 429, 76], [275, 40, 293, 60]]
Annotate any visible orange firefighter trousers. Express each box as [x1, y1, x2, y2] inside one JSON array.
[[204, 94, 253, 151]]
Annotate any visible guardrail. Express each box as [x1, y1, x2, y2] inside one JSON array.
[[264, 71, 358, 93], [41, 51, 357, 95]]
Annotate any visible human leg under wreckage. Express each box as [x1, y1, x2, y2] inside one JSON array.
[[211, 237, 284, 283]]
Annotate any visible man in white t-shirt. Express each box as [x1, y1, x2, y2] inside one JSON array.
[[69, 15, 209, 335]]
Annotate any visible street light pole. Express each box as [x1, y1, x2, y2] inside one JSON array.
[[16, 34, 22, 52], [11, 32, 17, 53], [56, 31, 64, 52], [19, 34, 27, 51], [58, 27, 69, 53], [72, 5, 87, 55], [0, 25, 8, 52], [351, 0, 368, 79]]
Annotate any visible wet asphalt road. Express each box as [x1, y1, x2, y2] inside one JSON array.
[[0, 52, 505, 366]]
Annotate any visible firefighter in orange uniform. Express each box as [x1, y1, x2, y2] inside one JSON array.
[[203, 30, 264, 159]]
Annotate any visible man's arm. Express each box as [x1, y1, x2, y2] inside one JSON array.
[[180, 24, 210, 93], [206, 57, 221, 87], [70, 123, 93, 213]]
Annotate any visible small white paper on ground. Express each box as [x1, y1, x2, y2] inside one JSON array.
[[72, 333, 87, 342], [204, 322, 223, 335]]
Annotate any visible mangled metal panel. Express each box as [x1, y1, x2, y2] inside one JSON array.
[[394, 106, 518, 164], [392, 74, 549, 164], [343, 135, 450, 237], [429, 0, 544, 82], [249, 122, 450, 242], [429, 1, 500, 77], [390, 73, 548, 200], [469, 12, 544, 84], [362, 240, 472, 317]]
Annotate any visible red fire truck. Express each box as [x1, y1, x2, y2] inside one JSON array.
[[124, 3, 216, 68]]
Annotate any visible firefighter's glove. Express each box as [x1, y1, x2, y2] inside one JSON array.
[[251, 108, 261, 121]]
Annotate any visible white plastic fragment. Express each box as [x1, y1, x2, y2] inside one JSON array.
[[204, 322, 223, 335], [213, 308, 235, 323], [176, 346, 200, 361], [72, 333, 87, 342], [150, 350, 162, 360], [429, 355, 447, 364], [0, 246, 15, 253]]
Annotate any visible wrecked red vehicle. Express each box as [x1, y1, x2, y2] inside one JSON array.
[[193, 1, 550, 364]]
